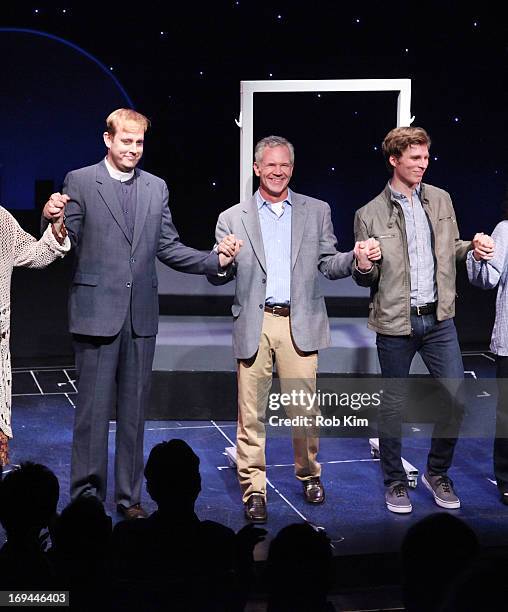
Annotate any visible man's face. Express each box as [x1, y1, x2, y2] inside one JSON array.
[[390, 144, 429, 188], [254, 145, 293, 202], [103, 120, 145, 172]]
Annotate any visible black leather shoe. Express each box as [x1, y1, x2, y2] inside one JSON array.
[[244, 493, 267, 523], [302, 477, 325, 504], [501, 492, 508, 506], [116, 503, 148, 520]]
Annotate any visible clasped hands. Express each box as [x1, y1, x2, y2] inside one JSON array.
[[354, 238, 382, 272], [472, 232, 495, 261], [43, 192, 70, 234], [217, 234, 243, 267], [219, 235, 382, 270]]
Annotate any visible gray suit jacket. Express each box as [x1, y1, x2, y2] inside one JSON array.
[[209, 192, 353, 359], [53, 161, 218, 337]]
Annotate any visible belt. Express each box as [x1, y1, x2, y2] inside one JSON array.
[[410, 302, 437, 316], [264, 304, 290, 317]]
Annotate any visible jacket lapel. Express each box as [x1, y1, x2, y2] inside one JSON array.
[[241, 195, 266, 273], [132, 170, 151, 253], [291, 193, 308, 270], [95, 162, 131, 243]]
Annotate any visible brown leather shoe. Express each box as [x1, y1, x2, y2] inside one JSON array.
[[302, 477, 325, 504], [244, 493, 267, 523], [116, 503, 148, 520]]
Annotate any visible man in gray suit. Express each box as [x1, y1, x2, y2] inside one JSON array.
[[43, 109, 232, 519], [209, 135, 380, 522]]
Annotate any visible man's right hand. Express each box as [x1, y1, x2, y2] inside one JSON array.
[[43, 192, 70, 221], [218, 233, 243, 268]]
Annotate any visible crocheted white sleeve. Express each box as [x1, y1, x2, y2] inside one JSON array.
[[9, 214, 70, 269], [0, 207, 70, 439]]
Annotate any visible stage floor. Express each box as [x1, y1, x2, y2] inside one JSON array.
[[4, 352, 508, 562]]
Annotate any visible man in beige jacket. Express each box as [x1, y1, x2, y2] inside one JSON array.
[[353, 126, 493, 513]]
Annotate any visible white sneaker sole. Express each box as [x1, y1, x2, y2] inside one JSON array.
[[386, 500, 412, 514], [422, 474, 461, 509]]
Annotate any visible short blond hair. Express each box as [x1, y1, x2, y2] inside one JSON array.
[[105, 108, 150, 135]]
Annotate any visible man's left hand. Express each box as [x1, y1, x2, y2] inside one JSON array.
[[354, 237, 381, 271], [43, 192, 69, 221]]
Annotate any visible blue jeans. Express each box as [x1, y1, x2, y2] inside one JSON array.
[[376, 315, 465, 486]]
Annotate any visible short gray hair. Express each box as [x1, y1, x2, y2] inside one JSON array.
[[254, 136, 294, 164]]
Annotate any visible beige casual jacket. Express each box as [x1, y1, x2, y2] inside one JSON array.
[[353, 183, 472, 336]]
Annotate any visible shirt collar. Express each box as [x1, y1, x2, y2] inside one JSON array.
[[256, 188, 293, 210], [104, 157, 135, 182], [388, 181, 421, 201]]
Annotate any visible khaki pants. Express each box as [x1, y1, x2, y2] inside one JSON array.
[[237, 312, 320, 502]]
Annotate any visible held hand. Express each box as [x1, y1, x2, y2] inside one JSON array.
[[365, 237, 382, 262], [354, 240, 374, 272], [472, 232, 495, 261], [43, 192, 70, 221], [218, 233, 243, 267]]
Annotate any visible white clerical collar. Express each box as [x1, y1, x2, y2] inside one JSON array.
[[104, 157, 135, 182]]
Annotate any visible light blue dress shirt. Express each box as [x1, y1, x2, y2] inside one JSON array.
[[256, 189, 292, 305], [390, 183, 437, 306]]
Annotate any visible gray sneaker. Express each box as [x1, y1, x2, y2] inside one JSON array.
[[385, 482, 412, 514], [422, 472, 460, 509]]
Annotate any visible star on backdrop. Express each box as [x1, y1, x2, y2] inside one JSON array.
[[0, 2, 506, 246]]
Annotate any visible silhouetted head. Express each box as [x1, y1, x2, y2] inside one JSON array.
[[53, 495, 112, 557], [439, 554, 508, 611], [401, 513, 479, 612], [0, 462, 59, 537], [266, 522, 333, 611], [144, 439, 201, 508]]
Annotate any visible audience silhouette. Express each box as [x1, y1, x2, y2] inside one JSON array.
[[50, 495, 112, 610], [0, 446, 502, 611], [401, 512, 479, 612], [265, 522, 334, 612], [0, 462, 59, 590], [111, 438, 244, 610], [438, 552, 508, 611]]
